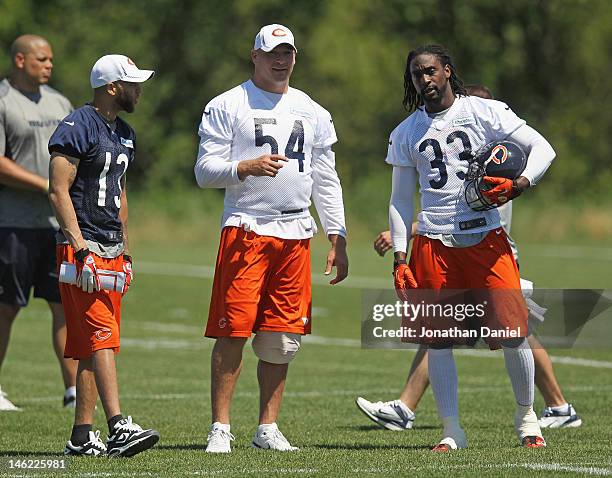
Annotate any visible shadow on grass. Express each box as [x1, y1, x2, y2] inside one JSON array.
[[350, 425, 439, 431], [311, 443, 431, 451], [0, 451, 64, 457], [156, 444, 205, 451]]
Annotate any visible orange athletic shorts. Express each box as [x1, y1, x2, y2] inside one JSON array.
[[405, 228, 527, 348], [206, 226, 312, 338], [57, 245, 123, 359]]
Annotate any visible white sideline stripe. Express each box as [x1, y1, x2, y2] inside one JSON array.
[[504, 463, 612, 476], [138, 258, 612, 292], [22, 382, 612, 404], [138, 261, 390, 288], [305, 335, 612, 369], [122, 338, 207, 350], [119, 334, 612, 370], [549, 355, 612, 369], [40, 463, 611, 477], [303, 335, 362, 347], [139, 243, 612, 290], [138, 258, 612, 291], [525, 244, 612, 262], [20, 388, 399, 403]]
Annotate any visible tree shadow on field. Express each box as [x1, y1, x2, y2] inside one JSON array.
[[156, 444, 205, 451], [0, 451, 64, 457], [312, 443, 431, 451]]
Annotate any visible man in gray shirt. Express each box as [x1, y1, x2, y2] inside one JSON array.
[[0, 34, 76, 410]]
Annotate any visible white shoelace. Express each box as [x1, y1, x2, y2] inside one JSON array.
[[118, 416, 143, 432], [90, 430, 106, 450], [266, 429, 293, 448], [208, 428, 235, 444]]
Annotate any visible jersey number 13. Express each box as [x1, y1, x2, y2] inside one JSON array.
[[98, 152, 128, 208]]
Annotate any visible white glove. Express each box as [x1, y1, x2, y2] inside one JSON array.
[[75, 249, 101, 293]]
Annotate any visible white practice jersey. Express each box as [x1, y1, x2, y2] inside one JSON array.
[[386, 96, 525, 234], [198, 80, 339, 224]]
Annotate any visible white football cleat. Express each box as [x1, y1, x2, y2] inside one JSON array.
[[205, 423, 234, 453], [355, 397, 415, 430], [252, 423, 298, 451], [0, 386, 20, 411], [539, 404, 582, 428]]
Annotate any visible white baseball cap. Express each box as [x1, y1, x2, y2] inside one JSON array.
[[253, 24, 297, 52], [90, 54, 155, 89]]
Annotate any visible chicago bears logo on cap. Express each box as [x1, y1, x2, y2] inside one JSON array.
[[489, 145, 508, 165], [272, 28, 287, 36]]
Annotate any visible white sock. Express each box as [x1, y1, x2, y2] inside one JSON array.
[[211, 421, 230, 432], [551, 403, 569, 412], [502, 339, 535, 406], [516, 404, 534, 417], [515, 404, 541, 439], [428, 347, 458, 418], [257, 423, 278, 433], [64, 386, 76, 398]]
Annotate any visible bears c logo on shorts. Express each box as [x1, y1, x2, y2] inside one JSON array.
[[218, 317, 227, 329], [95, 327, 113, 341]]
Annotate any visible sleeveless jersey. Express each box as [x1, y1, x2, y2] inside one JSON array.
[[48, 105, 135, 245]]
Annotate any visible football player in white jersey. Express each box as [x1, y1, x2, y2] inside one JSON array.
[[386, 45, 555, 450], [195, 24, 348, 453], [357, 85, 580, 433]]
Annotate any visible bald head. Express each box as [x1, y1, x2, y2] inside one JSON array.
[[10, 34, 50, 63], [9, 34, 54, 91]]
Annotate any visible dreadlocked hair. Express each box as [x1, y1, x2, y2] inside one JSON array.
[[402, 44, 467, 112]]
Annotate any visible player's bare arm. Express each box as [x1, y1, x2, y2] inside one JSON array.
[[0, 155, 49, 193], [514, 176, 530, 192], [374, 231, 393, 257], [48, 153, 87, 251], [119, 177, 130, 255], [237, 154, 288, 179], [324, 234, 348, 285], [374, 223, 417, 257]]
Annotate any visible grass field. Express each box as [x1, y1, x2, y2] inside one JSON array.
[[1, 206, 611, 477]]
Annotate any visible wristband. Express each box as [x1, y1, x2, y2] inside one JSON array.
[[75, 248, 90, 262]]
